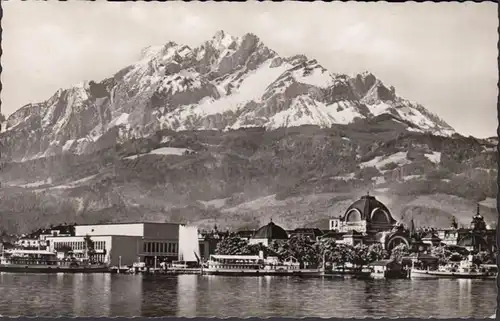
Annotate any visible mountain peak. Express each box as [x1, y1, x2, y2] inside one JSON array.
[[212, 30, 229, 41], [139, 41, 180, 61], [1, 31, 457, 163], [209, 30, 237, 49]]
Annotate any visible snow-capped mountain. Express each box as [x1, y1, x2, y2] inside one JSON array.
[[1, 30, 455, 162]]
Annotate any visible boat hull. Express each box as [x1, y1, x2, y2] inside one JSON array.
[[0, 264, 109, 273], [410, 269, 492, 279], [203, 268, 322, 276], [323, 271, 372, 279]]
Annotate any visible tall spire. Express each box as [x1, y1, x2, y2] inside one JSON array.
[[410, 217, 415, 238]]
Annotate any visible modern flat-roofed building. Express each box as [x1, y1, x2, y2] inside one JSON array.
[[46, 222, 182, 266]]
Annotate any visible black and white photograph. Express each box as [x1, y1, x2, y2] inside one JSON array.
[[0, 1, 498, 319]]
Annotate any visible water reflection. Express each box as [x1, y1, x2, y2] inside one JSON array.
[[141, 275, 178, 317], [109, 274, 142, 316], [177, 275, 198, 317], [72, 274, 111, 316], [0, 273, 496, 318]]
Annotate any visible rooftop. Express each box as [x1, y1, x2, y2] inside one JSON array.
[[252, 220, 288, 240], [75, 222, 182, 227]]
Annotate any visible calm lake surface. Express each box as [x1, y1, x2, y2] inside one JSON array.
[[0, 273, 496, 318]]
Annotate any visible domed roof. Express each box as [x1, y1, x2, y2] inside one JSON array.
[[457, 233, 488, 248], [343, 194, 396, 224], [252, 221, 288, 240]]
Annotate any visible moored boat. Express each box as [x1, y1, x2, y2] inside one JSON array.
[[410, 259, 493, 279], [110, 266, 130, 274], [368, 260, 409, 279], [322, 266, 372, 279], [203, 254, 322, 276], [0, 250, 109, 273]]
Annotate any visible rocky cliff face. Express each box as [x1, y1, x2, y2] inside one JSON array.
[[1, 31, 455, 163]]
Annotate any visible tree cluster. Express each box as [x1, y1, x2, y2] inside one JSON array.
[[215, 235, 496, 268], [215, 235, 389, 268]]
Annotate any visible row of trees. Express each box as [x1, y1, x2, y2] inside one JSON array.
[[215, 235, 497, 268], [215, 235, 389, 268]]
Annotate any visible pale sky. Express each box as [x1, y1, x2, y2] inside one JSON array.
[[2, 1, 498, 138]]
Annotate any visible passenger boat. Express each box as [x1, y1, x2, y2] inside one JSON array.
[[410, 259, 492, 279], [203, 254, 322, 276], [0, 250, 109, 273]]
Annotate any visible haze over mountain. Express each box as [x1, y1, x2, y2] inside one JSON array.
[[0, 31, 496, 234]]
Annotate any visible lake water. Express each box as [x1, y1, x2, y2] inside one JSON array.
[[0, 273, 496, 318]]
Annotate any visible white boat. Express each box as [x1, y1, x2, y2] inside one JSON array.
[[203, 254, 321, 276], [410, 260, 492, 279], [0, 250, 109, 273]]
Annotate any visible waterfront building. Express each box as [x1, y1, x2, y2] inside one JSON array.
[[327, 194, 496, 254], [342, 230, 364, 246], [15, 238, 43, 249], [249, 220, 289, 247], [45, 222, 182, 266], [197, 226, 230, 261], [287, 228, 324, 242], [39, 229, 72, 241], [198, 237, 218, 262], [16, 228, 73, 250], [421, 232, 441, 247], [368, 260, 402, 275], [327, 194, 408, 250], [433, 205, 496, 253], [330, 194, 397, 234], [198, 234, 221, 261]]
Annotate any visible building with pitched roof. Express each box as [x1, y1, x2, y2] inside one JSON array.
[[248, 219, 288, 247]]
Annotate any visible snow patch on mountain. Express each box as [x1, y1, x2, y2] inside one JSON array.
[[424, 151, 442, 164], [108, 113, 131, 128], [200, 59, 290, 114], [368, 102, 393, 116], [266, 97, 363, 129], [63, 140, 75, 151], [291, 65, 334, 88], [124, 147, 193, 160], [360, 152, 410, 169], [155, 59, 292, 130]]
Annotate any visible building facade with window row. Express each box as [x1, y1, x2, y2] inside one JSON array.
[[45, 222, 182, 266]]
